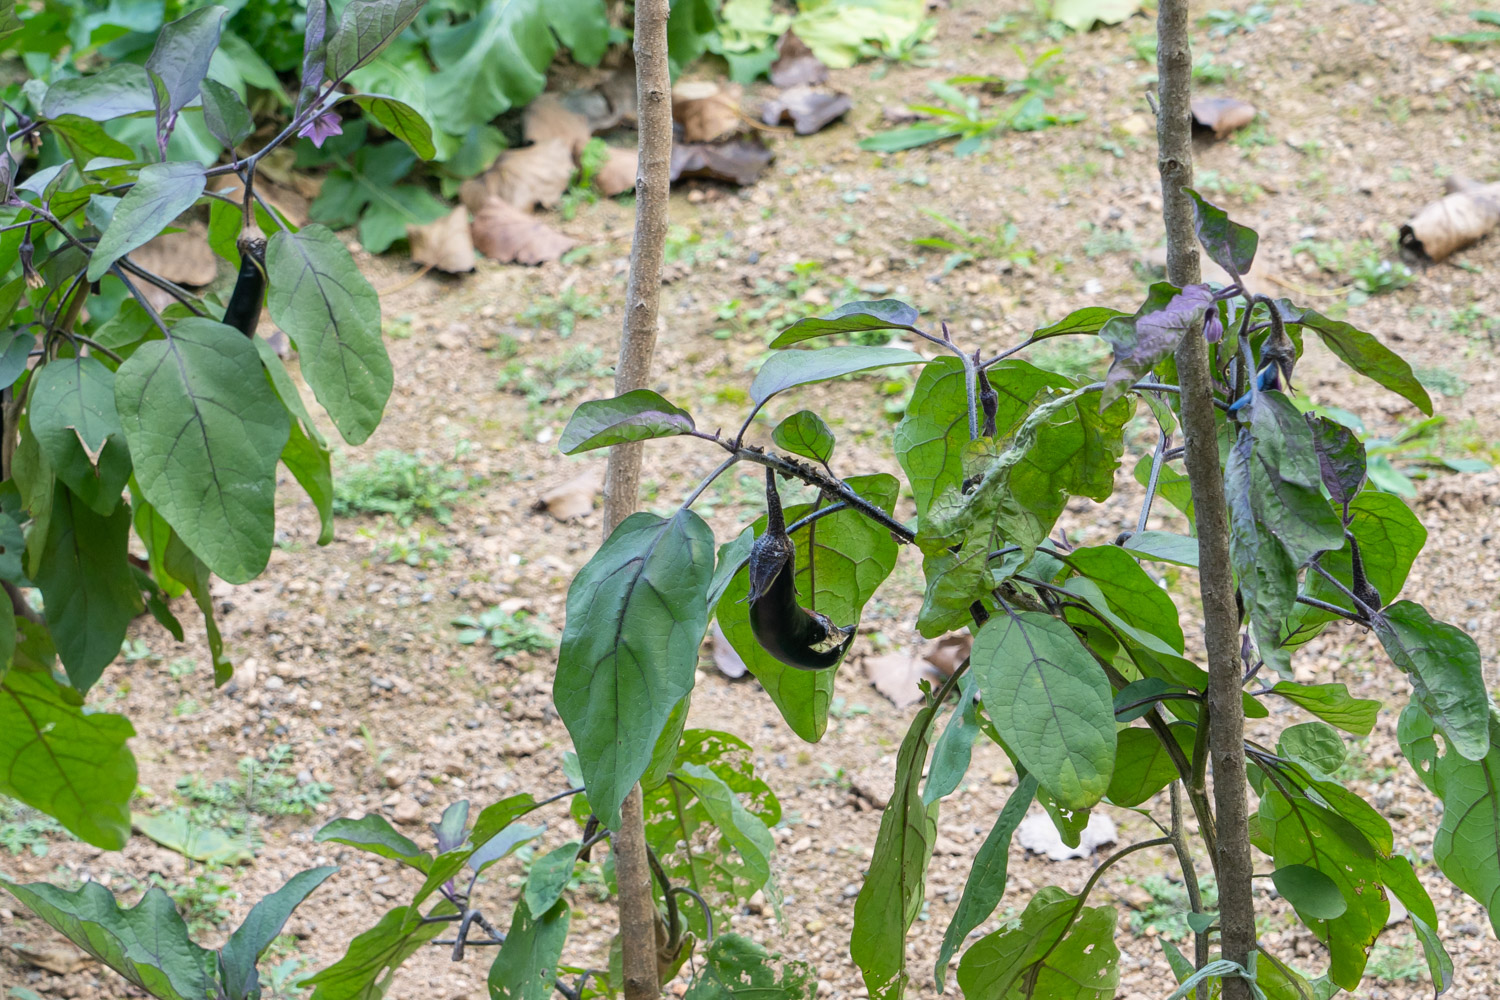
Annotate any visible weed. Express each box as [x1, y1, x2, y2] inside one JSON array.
[[153, 870, 236, 935], [1414, 367, 1467, 399], [333, 449, 473, 525], [1200, 3, 1273, 36], [120, 638, 156, 663], [496, 345, 611, 404], [1191, 54, 1235, 84], [518, 287, 604, 339], [912, 211, 1034, 274], [558, 138, 610, 221], [1441, 303, 1500, 344], [1288, 238, 1413, 303], [664, 225, 733, 268], [260, 955, 315, 1000], [1434, 9, 1500, 44], [861, 18, 938, 72], [370, 529, 451, 567], [1366, 936, 1426, 982], [1125, 875, 1220, 941], [452, 607, 559, 660], [176, 746, 332, 834], [167, 657, 198, 679], [0, 797, 69, 856], [174, 698, 200, 717], [1476, 71, 1500, 98], [1081, 224, 1138, 259]]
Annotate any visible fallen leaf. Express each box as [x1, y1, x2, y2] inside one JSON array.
[[1017, 811, 1118, 861], [209, 173, 309, 227], [770, 30, 829, 88], [534, 469, 602, 520], [864, 648, 939, 708], [14, 944, 95, 975], [1191, 97, 1257, 140], [593, 58, 639, 130], [595, 146, 638, 197], [407, 206, 475, 273], [1051, 0, 1143, 31], [709, 622, 747, 679], [491, 139, 575, 210], [133, 808, 255, 865], [673, 80, 744, 144], [671, 138, 774, 186], [760, 86, 852, 135], [524, 93, 593, 159], [922, 633, 971, 676], [470, 197, 577, 265], [1399, 177, 1500, 262], [133, 222, 218, 286]]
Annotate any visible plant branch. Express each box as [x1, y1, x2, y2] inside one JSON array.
[[117, 258, 209, 316], [1170, 781, 1209, 971]]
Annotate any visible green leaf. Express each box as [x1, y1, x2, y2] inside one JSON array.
[[1278, 721, 1346, 777], [972, 611, 1116, 810], [1225, 427, 1299, 678], [1106, 725, 1193, 807], [282, 419, 336, 546], [715, 475, 899, 742], [265, 225, 391, 444], [353, 95, 435, 160], [315, 814, 432, 871], [934, 774, 1037, 989], [163, 535, 233, 684], [923, 672, 982, 806], [470, 793, 543, 847], [858, 124, 964, 152], [1275, 302, 1432, 415], [132, 808, 253, 865], [1121, 530, 1198, 567], [559, 390, 695, 455], [1033, 305, 1128, 339], [424, 0, 557, 135], [956, 886, 1120, 1000], [548, 0, 610, 65], [522, 842, 579, 918], [220, 866, 339, 1000], [115, 317, 289, 584], [34, 486, 138, 691], [1185, 188, 1258, 276], [200, 78, 253, 149], [87, 161, 206, 281], [1270, 682, 1379, 737], [642, 694, 690, 791], [769, 300, 923, 347], [0, 880, 216, 1000], [41, 63, 155, 120], [146, 6, 226, 122], [682, 934, 818, 1000], [488, 898, 571, 1000], [851, 697, 941, 1000], [771, 410, 835, 465], [706, 528, 753, 615], [1273, 864, 1347, 920], [1376, 600, 1489, 761], [749, 346, 926, 404], [674, 761, 774, 888], [0, 668, 136, 849], [1066, 544, 1184, 651], [555, 509, 714, 828], [29, 355, 130, 516], [327, 0, 425, 79], [305, 902, 454, 1000], [1379, 853, 1454, 993]]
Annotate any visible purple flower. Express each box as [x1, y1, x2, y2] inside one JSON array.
[[299, 111, 343, 149], [1202, 308, 1223, 343]]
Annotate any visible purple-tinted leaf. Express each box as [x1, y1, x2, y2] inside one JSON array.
[[1100, 283, 1213, 407], [1274, 301, 1433, 415], [298, 0, 330, 115], [429, 800, 469, 854], [199, 78, 253, 149], [326, 0, 426, 81], [41, 64, 154, 121], [87, 161, 206, 281], [1186, 188, 1258, 277], [559, 389, 695, 454], [146, 5, 226, 145], [770, 300, 924, 348], [1306, 414, 1366, 511]]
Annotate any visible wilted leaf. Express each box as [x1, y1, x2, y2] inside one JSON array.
[[1191, 96, 1257, 139], [760, 86, 852, 135], [673, 80, 744, 143], [1398, 177, 1500, 262], [523, 93, 593, 159], [671, 138, 774, 186], [595, 146, 637, 197], [406, 206, 475, 273], [1100, 283, 1213, 407], [770, 30, 828, 87], [470, 196, 576, 265]]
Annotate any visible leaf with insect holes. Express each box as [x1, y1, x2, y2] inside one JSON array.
[[87, 161, 206, 281], [956, 886, 1120, 1000], [749, 346, 925, 404], [770, 300, 924, 347], [559, 390, 695, 454], [1185, 188, 1258, 276], [771, 410, 835, 465]]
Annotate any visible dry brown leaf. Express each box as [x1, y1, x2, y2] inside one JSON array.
[[672, 80, 743, 144], [760, 86, 852, 135], [1190, 97, 1257, 139], [1399, 177, 1500, 262], [15, 944, 95, 975], [471, 197, 576, 266], [534, 469, 601, 520], [864, 649, 938, 708], [524, 93, 593, 159], [922, 633, 971, 677], [595, 146, 638, 197], [671, 138, 774, 187], [406, 206, 475, 273], [134, 222, 217, 286], [594, 59, 639, 129], [709, 622, 747, 679], [492, 139, 575, 210], [770, 30, 829, 88], [458, 176, 492, 215]]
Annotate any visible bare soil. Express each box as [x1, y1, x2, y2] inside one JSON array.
[[4, 0, 1500, 998]]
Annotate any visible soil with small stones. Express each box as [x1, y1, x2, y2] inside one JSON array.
[[5, 1, 1500, 998]]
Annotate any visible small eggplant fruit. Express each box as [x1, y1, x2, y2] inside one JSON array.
[[222, 230, 268, 338], [746, 468, 854, 671]]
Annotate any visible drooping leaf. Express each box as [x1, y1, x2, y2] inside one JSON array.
[[1377, 600, 1489, 761], [1270, 682, 1380, 737], [559, 390, 695, 454], [956, 886, 1120, 1000], [1307, 414, 1366, 511], [265, 225, 391, 445], [934, 774, 1037, 989], [1379, 853, 1454, 994], [522, 842, 579, 918], [672, 762, 774, 890], [34, 486, 138, 691], [200, 78, 253, 149], [923, 671, 983, 806], [771, 410, 835, 465], [555, 509, 714, 828], [1272, 864, 1347, 920], [115, 318, 289, 584], [28, 355, 130, 515], [972, 611, 1116, 810], [1100, 283, 1214, 408], [0, 668, 136, 849], [769, 300, 923, 347], [1225, 426, 1299, 678], [1276, 302, 1433, 415], [162, 535, 233, 684], [0, 880, 216, 1000], [353, 94, 436, 160], [87, 161, 207, 281], [315, 814, 432, 872], [326, 0, 426, 79], [305, 902, 454, 1000], [1186, 188, 1258, 276], [851, 695, 941, 1000], [220, 866, 339, 1000], [749, 346, 925, 404]]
